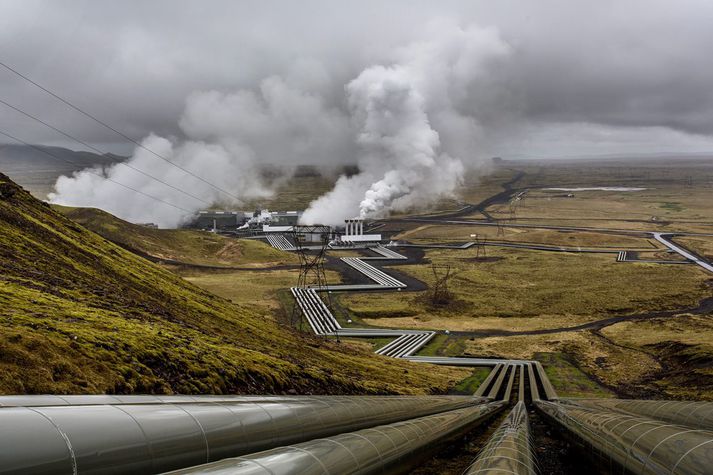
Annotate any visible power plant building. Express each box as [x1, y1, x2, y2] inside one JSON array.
[[341, 218, 381, 242]]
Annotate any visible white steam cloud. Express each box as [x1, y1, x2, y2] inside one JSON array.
[[49, 76, 349, 227], [50, 22, 510, 227], [301, 23, 510, 224]]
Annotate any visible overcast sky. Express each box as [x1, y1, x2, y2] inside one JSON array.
[[2, 0, 713, 159]]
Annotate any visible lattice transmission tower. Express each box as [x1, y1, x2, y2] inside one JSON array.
[[431, 264, 453, 306], [290, 225, 335, 335]]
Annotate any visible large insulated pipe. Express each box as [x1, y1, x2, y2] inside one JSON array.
[[487, 364, 510, 400], [502, 365, 516, 403], [0, 394, 360, 407], [166, 401, 507, 475], [526, 363, 540, 402], [0, 395, 484, 475], [561, 398, 713, 432], [474, 364, 503, 398], [464, 401, 537, 475], [536, 400, 713, 474], [534, 361, 558, 401]]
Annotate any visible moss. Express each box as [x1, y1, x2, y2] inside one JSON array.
[[53, 204, 298, 267], [451, 368, 492, 395], [535, 352, 613, 398]]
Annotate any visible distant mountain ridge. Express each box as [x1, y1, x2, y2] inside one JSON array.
[[0, 144, 126, 198]]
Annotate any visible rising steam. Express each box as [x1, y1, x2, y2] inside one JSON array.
[[50, 22, 510, 227], [49, 76, 348, 227], [301, 23, 510, 224]]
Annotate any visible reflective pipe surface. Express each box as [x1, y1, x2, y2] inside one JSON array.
[[518, 365, 525, 403], [526, 363, 540, 402], [562, 398, 713, 432], [0, 395, 355, 407], [464, 401, 537, 475], [0, 395, 483, 475], [502, 365, 516, 403], [166, 401, 507, 475], [474, 364, 503, 398], [533, 362, 558, 401], [487, 364, 510, 400], [536, 400, 713, 474]]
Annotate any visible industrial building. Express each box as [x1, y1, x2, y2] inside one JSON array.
[[188, 210, 250, 230], [338, 217, 381, 243], [187, 209, 302, 232]]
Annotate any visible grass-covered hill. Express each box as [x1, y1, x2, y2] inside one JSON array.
[[0, 174, 465, 395], [54, 205, 297, 268]]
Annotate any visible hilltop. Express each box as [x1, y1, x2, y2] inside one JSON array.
[[0, 174, 466, 395], [0, 144, 124, 198], [54, 205, 297, 268]]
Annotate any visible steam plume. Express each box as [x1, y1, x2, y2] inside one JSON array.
[[301, 23, 510, 224], [50, 23, 510, 227], [49, 76, 349, 227]]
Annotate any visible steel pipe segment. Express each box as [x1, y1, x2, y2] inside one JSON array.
[[533, 362, 558, 401], [526, 363, 540, 402], [518, 365, 526, 403], [487, 364, 510, 400], [535, 400, 713, 474], [464, 401, 537, 475], [0, 394, 357, 407], [0, 395, 484, 474], [474, 364, 504, 398], [165, 401, 507, 475], [561, 398, 713, 432], [502, 365, 517, 403]]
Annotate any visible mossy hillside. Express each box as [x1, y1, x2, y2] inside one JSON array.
[[54, 205, 297, 267], [0, 175, 466, 394]]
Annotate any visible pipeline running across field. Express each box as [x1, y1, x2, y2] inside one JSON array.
[[284, 238, 713, 475]]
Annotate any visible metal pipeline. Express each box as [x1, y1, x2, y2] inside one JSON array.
[[0, 394, 360, 407], [487, 364, 510, 400], [502, 365, 516, 403], [536, 400, 713, 474], [0, 395, 485, 474], [474, 364, 503, 398], [533, 362, 558, 401], [165, 401, 507, 475], [561, 398, 713, 432], [464, 401, 537, 475], [518, 365, 525, 403], [526, 363, 540, 402]]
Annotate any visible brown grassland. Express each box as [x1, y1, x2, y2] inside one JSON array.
[[20, 158, 713, 400]]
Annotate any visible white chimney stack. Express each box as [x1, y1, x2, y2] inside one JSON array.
[[344, 218, 364, 236]]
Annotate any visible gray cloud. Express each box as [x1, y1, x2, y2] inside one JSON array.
[[3, 0, 713, 225], [1, 0, 713, 157]]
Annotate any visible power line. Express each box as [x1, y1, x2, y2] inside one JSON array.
[[0, 98, 212, 206], [0, 59, 242, 202], [0, 128, 193, 213]]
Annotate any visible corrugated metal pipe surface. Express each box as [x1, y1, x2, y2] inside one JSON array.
[[165, 401, 506, 475], [561, 398, 713, 432], [464, 401, 537, 475], [536, 400, 713, 474], [0, 395, 484, 475]]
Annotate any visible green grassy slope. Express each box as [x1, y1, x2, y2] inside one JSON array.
[[54, 205, 297, 267], [0, 175, 465, 395]]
